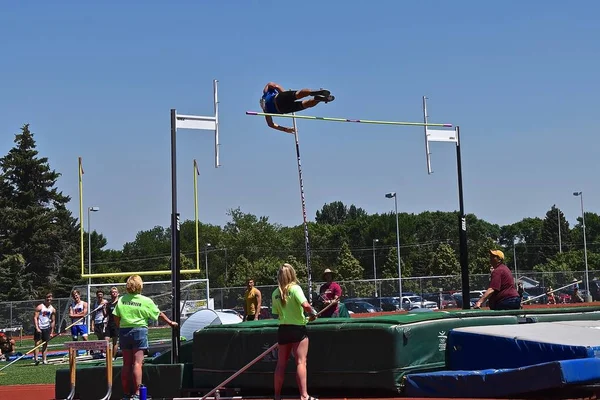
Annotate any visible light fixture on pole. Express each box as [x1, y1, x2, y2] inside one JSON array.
[[573, 191, 591, 302], [372, 239, 379, 297], [385, 192, 403, 300], [87, 206, 100, 278], [87, 206, 99, 332]]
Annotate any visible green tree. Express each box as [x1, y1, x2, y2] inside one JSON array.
[[228, 254, 254, 287], [500, 217, 544, 270], [0, 254, 27, 300], [332, 241, 368, 297], [571, 212, 600, 253], [539, 205, 570, 262], [334, 241, 364, 281], [0, 124, 80, 299], [121, 226, 171, 272], [315, 201, 367, 225], [427, 243, 461, 292], [379, 246, 414, 294]]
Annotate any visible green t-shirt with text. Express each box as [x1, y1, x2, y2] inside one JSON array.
[[271, 284, 308, 326], [112, 293, 160, 328]]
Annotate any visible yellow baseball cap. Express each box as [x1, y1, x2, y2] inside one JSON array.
[[489, 249, 505, 260]]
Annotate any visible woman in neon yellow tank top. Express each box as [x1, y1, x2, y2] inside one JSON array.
[[271, 263, 318, 400], [113, 275, 178, 400]]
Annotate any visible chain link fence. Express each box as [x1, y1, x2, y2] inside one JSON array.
[[1, 269, 598, 331]]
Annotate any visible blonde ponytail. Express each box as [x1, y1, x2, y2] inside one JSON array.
[[277, 263, 298, 306]]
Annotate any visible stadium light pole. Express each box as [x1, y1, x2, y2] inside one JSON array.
[[557, 207, 562, 253], [205, 243, 211, 280], [87, 206, 99, 332], [372, 238, 379, 297], [513, 237, 518, 282], [573, 191, 591, 301], [385, 192, 403, 300], [205, 243, 212, 308]]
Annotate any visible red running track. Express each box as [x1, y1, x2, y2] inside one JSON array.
[[0, 384, 55, 400]]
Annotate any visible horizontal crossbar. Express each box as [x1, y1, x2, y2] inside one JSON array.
[[81, 269, 202, 279], [246, 111, 452, 127]]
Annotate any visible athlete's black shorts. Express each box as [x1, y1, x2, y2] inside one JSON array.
[[275, 90, 305, 114], [93, 323, 106, 339], [106, 323, 118, 339], [34, 328, 51, 343], [277, 324, 307, 345]]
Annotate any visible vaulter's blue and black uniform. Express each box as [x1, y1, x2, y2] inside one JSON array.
[[261, 88, 305, 114]]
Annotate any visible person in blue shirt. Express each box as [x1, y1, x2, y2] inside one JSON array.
[[260, 82, 334, 133]]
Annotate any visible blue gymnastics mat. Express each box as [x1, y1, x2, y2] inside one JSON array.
[[446, 321, 600, 370], [402, 358, 600, 398]]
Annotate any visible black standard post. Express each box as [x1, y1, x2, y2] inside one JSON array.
[[170, 109, 181, 363], [455, 126, 470, 310]]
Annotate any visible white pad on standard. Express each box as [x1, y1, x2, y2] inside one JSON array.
[[180, 309, 242, 341]]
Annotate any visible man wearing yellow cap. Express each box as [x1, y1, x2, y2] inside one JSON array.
[[475, 250, 521, 310]]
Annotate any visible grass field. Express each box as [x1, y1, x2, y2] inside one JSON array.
[[0, 327, 172, 386]]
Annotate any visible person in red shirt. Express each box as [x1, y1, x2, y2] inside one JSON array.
[[475, 250, 521, 310], [319, 269, 342, 317]]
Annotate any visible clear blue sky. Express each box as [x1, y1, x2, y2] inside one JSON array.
[[2, 1, 599, 249]]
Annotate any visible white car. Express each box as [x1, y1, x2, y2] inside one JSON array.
[[399, 295, 439, 311]]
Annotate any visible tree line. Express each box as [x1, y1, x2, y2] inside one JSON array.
[[1, 124, 599, 301]]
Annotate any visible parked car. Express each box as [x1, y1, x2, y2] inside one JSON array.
[[342, 299, 378, 314], [470, 290, 488, 307], [342, 297, 384, 312], [451, 293, 475, 309], [397, 295, 438, 311], [423, 293, 458, 309], [365, 297, 402, 312]]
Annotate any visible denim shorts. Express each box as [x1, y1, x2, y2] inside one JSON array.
[[119, 327, 149, 350]]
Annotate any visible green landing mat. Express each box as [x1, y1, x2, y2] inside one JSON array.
[[192, 311, 518, 395]]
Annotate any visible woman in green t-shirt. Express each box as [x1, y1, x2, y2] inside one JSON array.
[[271, 263, 318, 400], [113, 275, 178, 400]]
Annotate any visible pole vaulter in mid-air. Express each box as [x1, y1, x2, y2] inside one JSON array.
[[259, 82, 335, 133]]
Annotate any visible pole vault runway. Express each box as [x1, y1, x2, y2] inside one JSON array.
[[0, 383, 55, 400], [0, 386, 503, 400]]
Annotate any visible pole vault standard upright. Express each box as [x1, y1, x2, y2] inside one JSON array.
[[422, 97, 469, 310], [170, 80, 220, 364], [247, 110, 454, 301]]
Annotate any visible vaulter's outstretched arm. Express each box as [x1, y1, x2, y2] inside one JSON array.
[[265, 115, 295, 134]]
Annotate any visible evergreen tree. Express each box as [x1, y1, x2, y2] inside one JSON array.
[[0, 124, 80, 300], [539, 205, 570, 262], [334, 241, 364, 281]]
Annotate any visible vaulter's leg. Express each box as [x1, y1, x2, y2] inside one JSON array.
[[294, 88, 331, 99]]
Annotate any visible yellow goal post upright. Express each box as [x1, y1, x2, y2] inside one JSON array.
[[77, 158, 207, 280], [78, 156, 206, 332]]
